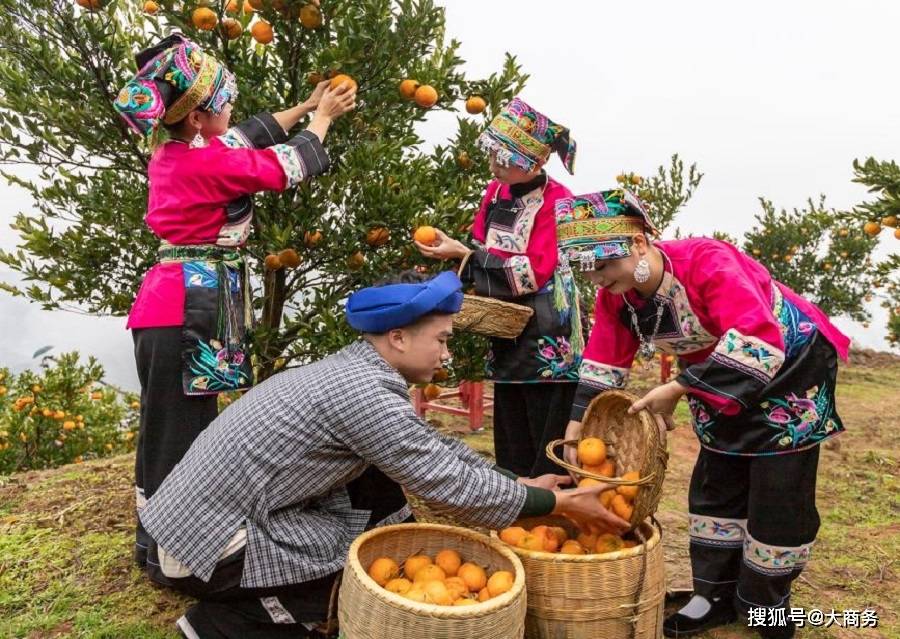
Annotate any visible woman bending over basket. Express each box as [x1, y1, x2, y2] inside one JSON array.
[[416, 97, 586, 478], [556, 190, 849, 639]]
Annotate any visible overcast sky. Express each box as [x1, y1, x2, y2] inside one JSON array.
[[1, 0, 898, 390]]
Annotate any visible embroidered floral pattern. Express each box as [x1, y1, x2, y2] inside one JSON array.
[[271, 143, 307, 187], [689, 514, 747, 547], [505, 255, 538, 296], [688, 395, 716, 445], [217, 216, 253, 247], [711, 329, 784, 383], [579, 359, 629, 390], [217, 127, 252, 149], [760, 384, 841, 449], [743, 532, 813, 575], [773, 288, 817, 359], [536, 336, 581, 380], [485, 188, 544, 254], [651, 272, 718, 355]]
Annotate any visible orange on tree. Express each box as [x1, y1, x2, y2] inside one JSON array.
[[457, 562, 487, 592], [299, 3, 323, 29], [143, 1, 159, 14], [882, 215, 897, 228], [399, 79, 420, 100], [192, 7, 218, 31], [307, 71, 325, 86], [264, 254, 282, 271], [367, 557, 400, 586], [222, 18, 243, 40], [423, 383, 442, 401], [347, 251, 366, 271], [577, 437, 607, 466], [457, 151, 473, 170], [329, 74, 357, 92], [304, 229, 323, 247], [435, 549, 461, 577], [465, 95, 486, 115], [278, 248, 301, 268], [365, 226, 390, 248], [486, 571, 514, 597], [413, 225, 438, 245], [403, 554, 432, 580], [251, 20, 274, 44], [863, 221, 881, 237], [76, 0, 103, 9], [243, 0, 255, 11], [248, 0, 264, 8], [894, 227, 900, 239], [414, 85, 439, 108], [413, 564, 446, 583], [225, 0, 240, 13], [630, 174, 643, 185]]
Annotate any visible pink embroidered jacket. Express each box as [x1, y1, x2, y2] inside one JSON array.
[[572, 238, 850, 419], [127, 113, 329, 329]]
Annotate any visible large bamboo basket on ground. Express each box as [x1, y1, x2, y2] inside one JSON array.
[[338, 523, 527, 639], [453, 252, 534, 339], [546, 390, 668, 530], [494, 516, 665, 639]]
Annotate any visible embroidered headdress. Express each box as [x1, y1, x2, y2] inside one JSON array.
[[555, 189, 657, 270], [476, 97, 576, 175], [345, 272, 464, 333], [114, 33, 238, 141]]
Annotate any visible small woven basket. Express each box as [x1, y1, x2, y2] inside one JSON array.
[[338, 523, 527, 639], [453, 252, 534, 339], [546, 390, 668, 529], [493, 516, 665, 639]]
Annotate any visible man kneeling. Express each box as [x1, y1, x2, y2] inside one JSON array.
[[139, 271, 627, 639]]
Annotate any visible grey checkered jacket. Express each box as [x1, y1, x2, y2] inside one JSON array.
[[140, 340, 527, 588]]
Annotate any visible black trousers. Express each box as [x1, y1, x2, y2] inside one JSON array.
[[492, 382, 576, 477], [688, 445, 821, 618], [133, 327, 218, 564]]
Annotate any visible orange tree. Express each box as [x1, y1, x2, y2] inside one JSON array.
[[0, 0, 527, 382]]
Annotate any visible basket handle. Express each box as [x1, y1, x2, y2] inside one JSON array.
[[456, 249, 474, 278], [545, 439, 658, 486]]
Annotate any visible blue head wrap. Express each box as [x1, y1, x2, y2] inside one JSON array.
[[345, 272, 464, 333]]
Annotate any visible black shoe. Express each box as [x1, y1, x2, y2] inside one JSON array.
[[663, 597, 737, 637], [133, 544, 148, 570]]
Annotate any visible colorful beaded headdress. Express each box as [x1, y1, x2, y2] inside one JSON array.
[[114, 33, 237, 140], [476, 97, 576, 175], [555, 189, 658, 270]]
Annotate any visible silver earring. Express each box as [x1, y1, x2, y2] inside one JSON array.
[[634, 258, 651, 283], [190, 132, 206, 148]]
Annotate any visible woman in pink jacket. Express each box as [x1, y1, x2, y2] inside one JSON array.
[[556, 190, 849, 639], [114, 33, 354, 568]]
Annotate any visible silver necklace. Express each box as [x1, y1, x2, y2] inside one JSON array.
[[622, 251, 671, 366]]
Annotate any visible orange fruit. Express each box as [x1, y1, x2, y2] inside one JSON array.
[[423, 383, 442, 401], [143, 0, 159, 14], [403, 554, 432, 580], [413, 225, 438, 245], [303, 230, 323, 247], [453, 597, 478, 606], [486, 570, 514, 597], [248, 0, 264, 7], [191, 7, 218, 30], [221, 17, 243, 39], [251, 20, 274, 44], [599, 489, 616, 508], [367, 557, 400, 586], [404, 585, 427, 602], [465, 95, 487, 114], [225, 0, 239, 12], [863, 221, 881, 237], [595, 533, 625, 555], [622, 540, 639, 549], [76, 0, 103, 9], [530, 525, 559, 552], [307, 71, 325, 86], [457, 562, 487, 592], [616, 471, 640, 500], [457, 151, 473, 170], [882, 215, 897, 228], [895, 227, 900, 239], [578, 477, 603, 489], [432, 368, 449, 382], [577, 531, 598, 550], [414, 84, 439, 108], [499, 526, 528, 546], [264, 254, 282, 271], [243, 0, 255, 11], [611, 493, 634, 522], [517, 533, 545, 552], [435, 549, 461, 577], [399, 79, 420, 100], [422, 579, 453, 606], [560, 540, 586, 555], [365, 226, 390, 247], [413, 564, 446, 583], [299, 3, 323, 28], [597, 459, 617, 477], [549, 526, 569, 546], [329, 73, 357, 92], [384, 577, 412, 595], [444, 576, 468, 600], [577, 437, 607, 466], [62, 421, 76, 431], [277, 248, 301, 268], [347, 251, 366, 271], [477, 586, 491, 602]]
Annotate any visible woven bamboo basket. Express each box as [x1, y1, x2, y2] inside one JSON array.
[[546, 390, 668, 529], [453, 252, 534, 339], [338, 523, 527, 639], [493, 516, 665, 639]]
